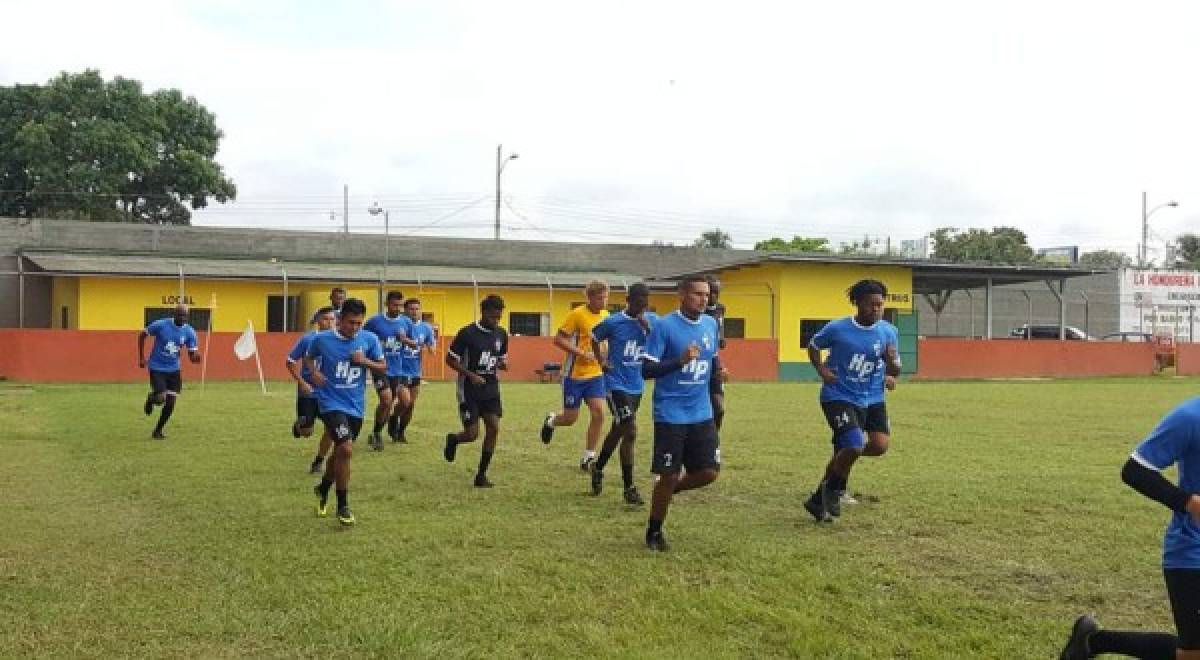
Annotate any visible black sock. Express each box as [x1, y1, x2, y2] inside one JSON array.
[[154, 396, 176, 433], [398, 414, 411, 433], [387, 414, 398, 435], [1088, 630, 1177, 658], [477, 449, 494, 477], [828, 475, 847, 493], [373, 418, 386, 434], [621, 462, 634, 489], [335, 489, 348, 508], [318, 479, 333, 498], [646, 518, 663, 539]]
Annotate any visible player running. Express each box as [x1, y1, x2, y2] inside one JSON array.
[[803, 279, 901, 524], [390, 297, 437, 443], [704, 275, 729, 431], [588, 282, 655, 506], [641, 275, 722, 551], [137, 304, 201, 439], [363, 291, 412, 451], [540, 280, 610, 471], [304, 298, 386, 526], [1060, 398, 1200, 660], [444, 295, 509, 488], [286, 306, 337, 473]]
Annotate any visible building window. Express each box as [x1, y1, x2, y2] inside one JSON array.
[[510, 312, 548, 336], [60, 306, 69, 329], [724, 317, 746, 339], [267, 295, 301, 332], [145, 307, 211, 330], [800, 319, 831, 348]]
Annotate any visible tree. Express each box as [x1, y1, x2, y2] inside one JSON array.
[[694, 228, 732, 249], [1177, 233, 1200, 268], [1079, 249, 1133, 270], [0, 70, 236, 224], [753, 235, 831, 253], [930, 226, 1037, 264]]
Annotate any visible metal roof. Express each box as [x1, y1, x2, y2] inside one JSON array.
[[20, 251, 660, 289]]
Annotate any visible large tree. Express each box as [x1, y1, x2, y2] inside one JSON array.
[[753, 235, 831, 253], [0, 70, 235, 224], [930, 226, 1037, 264], [1079, 249, 1133, 270], [694, 228, 732, 249], [1177, 233, 1200, 268]]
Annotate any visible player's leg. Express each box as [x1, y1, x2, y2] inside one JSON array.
[[805, 402, 862, 522], [617, 418, 642, 504], [592, 393, 628, 495], [475, 407, 501, 487], [332, 415, 361, 524], [152, 372, 182, 439], [710, 389, 725, 432], [445, 396, 480, 463], [369, 376, 392, 450], [388, 379, 411, 442], [541, 379, 582, 444], [646, 423, 685, 551], [144, 371, 165, 415], [311, 426, 332, 474], [1061, 613, 1181, 659], [395, 381, 420, 441], [581, 386, 608, 470], [673, 422, 720, 493]]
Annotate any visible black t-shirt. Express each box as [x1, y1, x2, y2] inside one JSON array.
[[704, 302, 727, 347], [448, 321, 509, 398]]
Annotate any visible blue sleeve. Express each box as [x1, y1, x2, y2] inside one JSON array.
[[399, 317, 413, 338], [424, 326, 436, 347], [185, 326, 198, 349], [1134, 407, 1198, 471], [810, 320, 837, 349], [367, 334, 384, 361], [643, 321, 667, 362], [288, 336, 308, 362], [363, 317, 379, 339], [146, 318, 163, 337], [591, 317, 612, 343], [305, 334, 321, 359]]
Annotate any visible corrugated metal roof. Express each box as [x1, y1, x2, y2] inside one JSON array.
[[22, 251, 659, 289]]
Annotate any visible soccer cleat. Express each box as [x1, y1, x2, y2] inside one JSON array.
[[822, 480, 842, 518], [143, 396, 154, 416], [473, 475, 494, 488], [645, 530, 670, 552], [368, 432, 384, 451], [623, 486, 645, 506], [540, 413, 556, 444], [839, 491, 859, 506], [803, 492, 833, 523], [388, 427, 402, 443], [151, 430, 166, 440], [309, 456, 324, 475], [580, 456, 594, 473], [590, 468, 604, 496], [336, 505, 355, 525], [443, 433, 458, 462], [1059, 615, 1099, 660], [314, 485, 329, 517]]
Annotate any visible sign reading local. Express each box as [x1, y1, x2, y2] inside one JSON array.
[[161, 295, 195, 305]]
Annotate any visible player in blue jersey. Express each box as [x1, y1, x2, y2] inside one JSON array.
[[389, 297, 437, 443], [803, 279, 901, 524], [588, 282, 655, 506], [444, 295, 509, 488], [286, 306, 337, 473], [137, 304, 201, 439], [1060, 399, 1200, 660], [363, 291, 414, 451], [303, 298, 387, 526], [640, 275, 722, 551]]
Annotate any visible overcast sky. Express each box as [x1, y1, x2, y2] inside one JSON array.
[[3, 1, 1199, 257]]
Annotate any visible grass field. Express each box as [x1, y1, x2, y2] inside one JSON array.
[[2, 377, 1194, 658]]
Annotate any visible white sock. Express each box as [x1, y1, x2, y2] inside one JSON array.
[[583, 450, 596, 460]]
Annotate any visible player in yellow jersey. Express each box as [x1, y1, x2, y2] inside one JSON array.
[[540, 280, 610, 471]]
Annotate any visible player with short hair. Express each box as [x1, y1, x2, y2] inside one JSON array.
[[803, 279, 901, 524], [540, 280, 610, 471], [704, 275, 730, 431], [1060, 398, 1200, 660], [390, 298, 437, 443], [304, 298, 386, 525], [329, 287, 347, 315], [640, 275, 722, 551], [286, 306, 337, 473], [137, 304, 201, 439], [588, 282, 655, 506], [363, 291, 412, 451], [444, 295, 509, 488]]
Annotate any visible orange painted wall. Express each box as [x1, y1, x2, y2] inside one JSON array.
[[1176, 344, 1200, 376], [0, 330, 780, 383], [914, 338, 1158, 380]]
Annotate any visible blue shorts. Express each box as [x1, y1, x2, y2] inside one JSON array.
[[562, 376, 606, 409]]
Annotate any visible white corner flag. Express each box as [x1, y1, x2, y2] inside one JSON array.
[[234, 320, 267, 394]]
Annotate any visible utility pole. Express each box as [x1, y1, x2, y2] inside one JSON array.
[[1141, 191, 1148, 268], [494, 144, 519, 240], [344, 184, 350, 235]]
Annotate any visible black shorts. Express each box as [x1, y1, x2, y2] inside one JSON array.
[[459, 391, 502, 426], [319, 411, 363, 445], [652, 421, 720, 475], [709, 377, 725, 396], [1166, 568, 1200, 649], [821, 401, 890, 435], [295, 396, 319, 428], [606, 390, 642, 426], [149, 369, 182, 395], [372, 373, 403, 395], [397, 375, 422, 387]]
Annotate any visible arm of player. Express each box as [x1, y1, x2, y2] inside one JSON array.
[[303, 356, 326, 387], [286, 359, 314, 396], [712, 353, 728, 383], [642, 342, 700, 379], [137, 330, 148, 368], [1121, 456, 1200, 520], [445, 352, 486, 385], [808, 344, 837, 385], [554, 330, 593, 361], [884, 343, 901, 378], [351, 349, 387, 372]]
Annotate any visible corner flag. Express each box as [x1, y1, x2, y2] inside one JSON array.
[[234, 320, 267, 394]]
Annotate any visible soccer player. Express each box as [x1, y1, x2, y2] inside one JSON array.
[[286, 306, 337, 474], [540, 280, 610, 471], [640, 275, 722, 551], [1059, 398, 1200, 660], [588, 282, 656, 506], [304, 298, 386, 526], [443, 295, 509, 488], [137, 304, 201, 439], [362, 291, 412, 451], [329, 286, 347, 315], [802, 279, 901, 524], [704, 275, 729, 431], [390, 297, 437, 443]]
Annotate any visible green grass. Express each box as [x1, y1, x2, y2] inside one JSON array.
[[0, 378, 1193, 658]]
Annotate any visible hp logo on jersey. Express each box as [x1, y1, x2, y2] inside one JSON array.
[[478, 350, 499, 372], [335, 361, 363, 384], [681, 358, 709, 383], [164, 341, 180, 356], [846, 353, 879, 383]]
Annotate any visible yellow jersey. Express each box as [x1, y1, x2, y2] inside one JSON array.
[[559, 305, 608, 380]]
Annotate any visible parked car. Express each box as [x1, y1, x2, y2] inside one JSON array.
[[1100, 331, 1153, 343], [1009, 324, 1092, 340]]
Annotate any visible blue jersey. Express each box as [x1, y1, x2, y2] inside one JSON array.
[[287, 332, 318, 399], [305, 329, 384, 418], [642, 311, 719, 424], [144, 318, 198, 372], [1132, 397, 1200, 570], [399, 320, 436, 377], [592, 311, 657, 395], [810, 317, 900, 407], [364, 313, 413, 377]]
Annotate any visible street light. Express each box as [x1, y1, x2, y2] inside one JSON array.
[[495, 144, 519, 240], [1141, 192, 1179, 268], [368, 202, 389, 310]]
